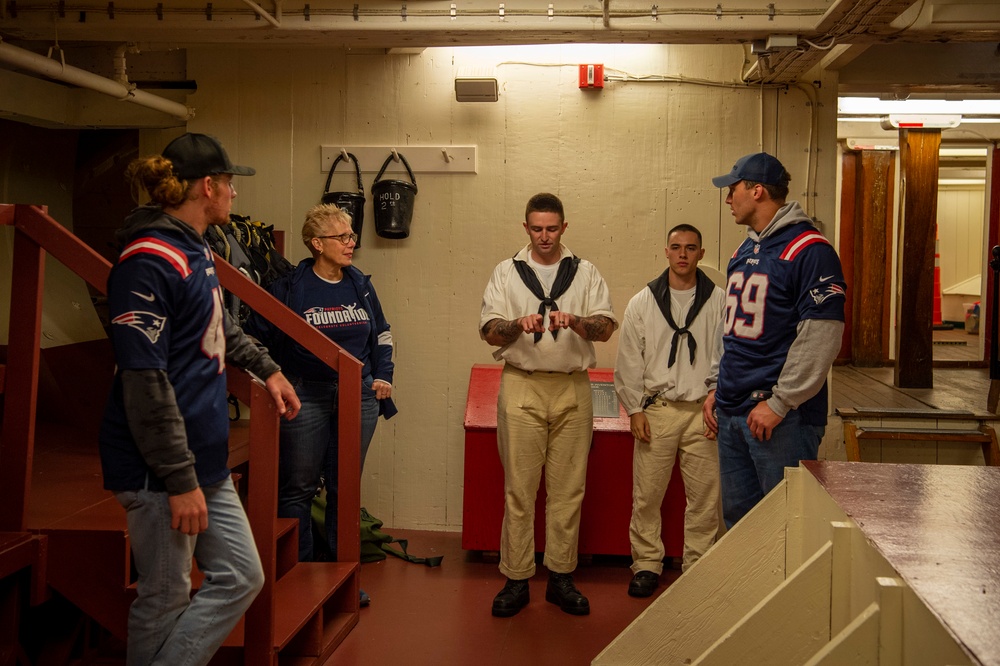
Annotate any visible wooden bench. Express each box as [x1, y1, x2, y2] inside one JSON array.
[[837, 407, 1000, 466]]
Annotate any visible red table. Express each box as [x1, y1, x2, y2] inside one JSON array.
[[462, 364, 685, 557]]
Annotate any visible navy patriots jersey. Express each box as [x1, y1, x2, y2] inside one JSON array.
[[716, 222, 846, 425], [99, 228, 232, 492]]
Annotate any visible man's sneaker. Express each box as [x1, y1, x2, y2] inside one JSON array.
[[360, 589, 371, 607], [491, 578, 530, 617], [545, 572, 590, 615], [628, 571, 660, 598]]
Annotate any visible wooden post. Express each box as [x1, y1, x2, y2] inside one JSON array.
[[838, 151, 856, 362], [894, 129, 940, 388], [853, 150, 895, 366], [0, 222, 45, 532]]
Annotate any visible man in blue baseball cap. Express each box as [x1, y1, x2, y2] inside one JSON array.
[[703, 152, 846, 527]]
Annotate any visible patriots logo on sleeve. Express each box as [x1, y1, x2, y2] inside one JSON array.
[[810, 283, 846, 304], [112, 311, 167, 343]]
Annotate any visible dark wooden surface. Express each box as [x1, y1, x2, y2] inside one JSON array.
[[804, 460, 1000, 666], [894, 129, 941, 388], [832, 366, 990, 413]]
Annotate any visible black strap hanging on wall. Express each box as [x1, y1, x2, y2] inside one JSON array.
[[322, 152, 367, 247]]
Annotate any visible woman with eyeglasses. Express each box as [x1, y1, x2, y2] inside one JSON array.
[[246, 204, 396, 592]]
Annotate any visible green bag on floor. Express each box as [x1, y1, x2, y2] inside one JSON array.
[[311, 492, 443, 567], [360, 506, 394, 563]]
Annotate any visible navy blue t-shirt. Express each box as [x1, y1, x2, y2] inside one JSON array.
[[281, 270, 373, 381]]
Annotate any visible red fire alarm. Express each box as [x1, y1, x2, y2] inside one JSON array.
[[578, 64, 604, 89]]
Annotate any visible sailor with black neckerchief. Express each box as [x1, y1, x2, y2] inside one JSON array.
[[614, 223, 726, 599], [479, 192, 616, 618]]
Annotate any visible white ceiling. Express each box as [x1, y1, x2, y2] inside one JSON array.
[[0, 0, 998, 84], [1, 0, 999, 130]]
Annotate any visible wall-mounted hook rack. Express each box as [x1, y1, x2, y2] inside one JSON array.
[[320, 145, 477, 174]]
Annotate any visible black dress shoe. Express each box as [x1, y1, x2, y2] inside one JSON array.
[[492, 578, 530, 617], [545, 573, 590, 615], [628, 571, 660, 598]]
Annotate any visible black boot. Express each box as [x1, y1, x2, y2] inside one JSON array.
[[545, 572, 590, 615], [628, 570, 660, 598], [491, 578, 530, 617]]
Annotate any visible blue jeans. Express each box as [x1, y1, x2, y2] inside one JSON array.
[[716, 409, 824, 529], [115, 477, 264, 666], [277, 376, 380, 561]]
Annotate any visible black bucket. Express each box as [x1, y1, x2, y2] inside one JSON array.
[[321, 152, 366, 247], [371, 152, 417, 239]]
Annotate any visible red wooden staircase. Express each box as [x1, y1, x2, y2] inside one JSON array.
[[0, 203, 362, 665]]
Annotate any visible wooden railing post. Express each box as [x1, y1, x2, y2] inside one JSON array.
[[0, 212, 45, 532], [336, 351, 362, 565], [242, 376, 281, 666]]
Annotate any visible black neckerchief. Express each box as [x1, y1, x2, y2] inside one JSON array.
[[512, 254, 581, 343], [647, 267, 715, 367]]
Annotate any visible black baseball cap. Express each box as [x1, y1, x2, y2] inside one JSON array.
[[712, 152, 786, 188], [162, 132, 256, 180]]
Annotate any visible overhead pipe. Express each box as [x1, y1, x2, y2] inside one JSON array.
[[241, 0, 282, 27], [112, 42, 138, 86], [0, 38, 194, 121]]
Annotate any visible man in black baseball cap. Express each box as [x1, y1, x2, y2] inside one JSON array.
[[100, 132, 299, 664], [162, 132, 256, 180]]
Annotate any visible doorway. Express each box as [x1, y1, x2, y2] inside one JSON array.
[[838, 143, 990, 366]]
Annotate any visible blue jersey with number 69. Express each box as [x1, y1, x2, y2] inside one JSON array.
[[716, 219, 846, 425]]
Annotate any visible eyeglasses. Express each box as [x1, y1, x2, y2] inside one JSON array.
[[315, 233, 359, 245]]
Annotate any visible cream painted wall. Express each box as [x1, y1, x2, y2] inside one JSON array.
[[938, 185, 985, 323], [938, 186, 985, 293], [174, 43, 837, 530]]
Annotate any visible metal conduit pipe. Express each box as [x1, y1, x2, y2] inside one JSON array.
[[241, 0, 282, 27], [0, 38, 194, 121]]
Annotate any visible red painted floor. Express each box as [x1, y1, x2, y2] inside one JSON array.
[[330, 529, 680, 666]]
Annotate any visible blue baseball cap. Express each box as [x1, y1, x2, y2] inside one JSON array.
[[712, 152, 786, 188]]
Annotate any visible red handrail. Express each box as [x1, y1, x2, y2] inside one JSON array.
[[0, 203, 361, 664]]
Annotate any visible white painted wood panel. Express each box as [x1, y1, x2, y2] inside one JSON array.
[[693, 542, 833, 666], [805, 602, 880, 666], [594, 483, 787, 665], [597, 467, 971, 666]]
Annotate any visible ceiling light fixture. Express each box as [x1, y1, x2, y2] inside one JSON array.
[[839, 97, 1000, 116]]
